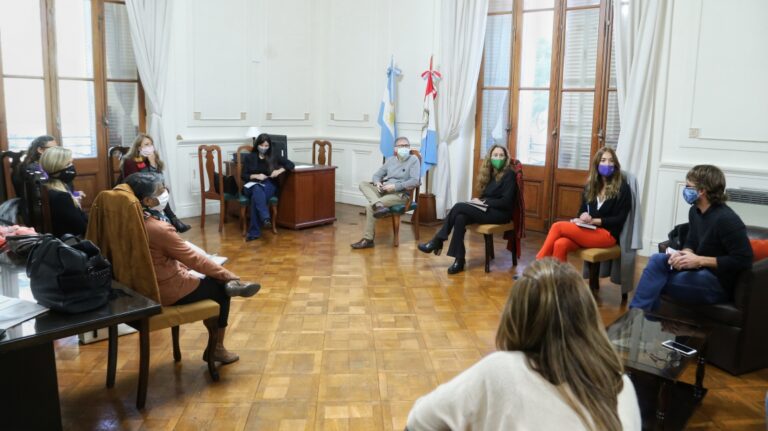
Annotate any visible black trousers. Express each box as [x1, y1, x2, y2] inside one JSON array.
[[173, 277, 231, 328], [434, 203, 511, 260]]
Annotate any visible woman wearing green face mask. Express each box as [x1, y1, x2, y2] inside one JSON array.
[[418, 145, 518, 274]]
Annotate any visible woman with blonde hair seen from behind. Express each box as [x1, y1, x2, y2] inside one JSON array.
[[40, 146, 88, 238], [407, 259, 641, 430], [121, 133, 190, 233], [536, 146, 631, 262]]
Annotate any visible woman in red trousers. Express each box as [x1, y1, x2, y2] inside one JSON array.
[[536, 147, 631, 262]]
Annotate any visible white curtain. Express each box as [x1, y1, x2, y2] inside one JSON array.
[[433, 0, 489, 217], [125, 0, 174, 187], [613, 0, 672, 197]]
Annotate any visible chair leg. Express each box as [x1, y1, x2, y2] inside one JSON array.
[[240, 206, 247, 237], [270, 204, 278, 234], [200, 197, 206, 229], [483, 234, 493, 273], [392, 215, 400, 247], [106, 324, 118, 388], [412, 207, 419, 241], [171, 326, 181, 362], [588, 262, 600, 290], [203, 317, 220, 381], [218, 199, 225, 233], [512, 246, 518, 267], [136, 318, 150, 409]]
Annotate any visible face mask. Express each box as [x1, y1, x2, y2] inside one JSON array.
[[491, 158, 505, 170], [597, 164, 615, 177], [257, 146, 269, 155], [682, 187, 699, 205], [140, 145, 155, 157], [54, 165, 77, 183], [396, 147, 410, 160], [150, 190, 170, 212]]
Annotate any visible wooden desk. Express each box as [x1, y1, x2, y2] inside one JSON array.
[[277, 165, 337, 229], [0, 263, 161, 430]]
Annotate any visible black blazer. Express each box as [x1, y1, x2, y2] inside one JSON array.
[[578, 178, 631, 242], [48, 188, 88, 238], [481, 170, 517, 216], [240, 153, 295, 182]]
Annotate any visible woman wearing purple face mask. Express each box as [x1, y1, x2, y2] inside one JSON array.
[[536, 147, 631, 262]]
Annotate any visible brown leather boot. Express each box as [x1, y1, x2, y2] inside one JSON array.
[[212, 328, 239, 365]]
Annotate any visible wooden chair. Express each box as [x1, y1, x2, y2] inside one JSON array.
[[197, 145, 229, 232], [570, 245, 622, 293], [87, 185, 221, 409], [1, 150, 25, 200], [312, 140, 332, 166], [385, 149, 421, 247], [108, 145, 129, 187], [468, 223, 518, 272]]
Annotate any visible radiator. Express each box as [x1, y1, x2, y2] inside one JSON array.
[[726, 188, 768, 228]]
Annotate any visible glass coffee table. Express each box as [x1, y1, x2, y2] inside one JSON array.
[[606, 308, 709, 430]]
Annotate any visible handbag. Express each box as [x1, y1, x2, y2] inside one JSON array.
[[26, 234, 113, 313]]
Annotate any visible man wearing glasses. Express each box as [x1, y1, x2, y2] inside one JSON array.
[[351, 137, 420, 249]]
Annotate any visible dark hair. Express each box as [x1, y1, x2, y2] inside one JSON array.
[[124, 172, 164, 201], [252, 133, 275, 171], [475, 144, 512, 195], [686, 165, 727, 205], [25, 135, 56, 164]]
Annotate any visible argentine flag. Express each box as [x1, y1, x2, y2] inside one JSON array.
[[378, 58, 400, 157], [420, 57, 441, 177]]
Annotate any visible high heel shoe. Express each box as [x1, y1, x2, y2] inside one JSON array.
[[418, 239, 443, 256], [447, 259, 465, 275]]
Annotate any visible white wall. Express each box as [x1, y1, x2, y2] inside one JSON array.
[[641, 0, 768, 255], [160, 0, 440, 219], [159, 0, 767, 256]]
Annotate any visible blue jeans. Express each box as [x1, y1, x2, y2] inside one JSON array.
[[246, 179, 276, 238], [629, 253, 729, 311]]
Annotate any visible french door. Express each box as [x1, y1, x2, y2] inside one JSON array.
[[476, 0, 619, 232]]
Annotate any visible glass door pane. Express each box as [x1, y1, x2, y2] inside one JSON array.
[[106, 82, 139, 147], [519, 11, 554, 88], [605, 91, 620, 149], [0, 0, 44, 76], [3, 78, 47, 151], [557, 92, 594, 169], [517, 90, 550, 166], [58, 80, 97, 157], [104, 3, 137, 80], [480, 89, 510, 157], [561, 9, 599, 89], [484, 15, 513, 87], [55, 0, 94, 79]]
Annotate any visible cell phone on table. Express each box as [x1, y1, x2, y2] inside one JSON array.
[[661, 340, 697, 356]]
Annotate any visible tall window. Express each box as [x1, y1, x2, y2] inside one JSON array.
[[475, 0, 619, 231], [0, 0, 142, 161]]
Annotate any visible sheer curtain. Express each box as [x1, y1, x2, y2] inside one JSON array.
[[433, 0, 489, 217], [125, 0, 174, 185], [613, 0, 672, 197]]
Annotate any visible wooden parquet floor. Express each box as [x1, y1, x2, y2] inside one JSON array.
[[54, 204, 767, 430]]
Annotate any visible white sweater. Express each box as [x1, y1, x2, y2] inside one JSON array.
[[407, 351, 641, 431]]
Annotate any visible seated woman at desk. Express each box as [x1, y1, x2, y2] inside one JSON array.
[[241, 133, 294, 241], [536, 147, 631, 262], [39, 147, 88, 238], [122, 133, 190, 233], [124, 172, 261, 364]]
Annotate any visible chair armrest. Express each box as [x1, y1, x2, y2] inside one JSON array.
[[733, 258, 768, 311], [658, 240, 670, 253]]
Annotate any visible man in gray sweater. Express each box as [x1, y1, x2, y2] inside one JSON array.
[[351, 137, 420, 249]]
